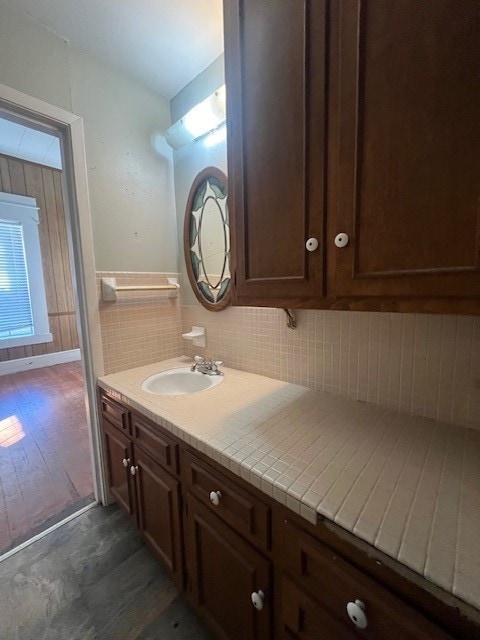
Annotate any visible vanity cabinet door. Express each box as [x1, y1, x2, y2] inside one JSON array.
[[279, 520, 454, 640], [103, 420, 136, 518], [224, 0, 328, 306], [133, 446, 183, 588], [186, 495, 272, 640], [328, 0, 480, 309]]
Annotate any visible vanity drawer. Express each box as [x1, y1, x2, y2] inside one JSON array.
[[281, 520, 453, 639], [132, 413, 179, 475], [101, 394, 130, 435], [282, 576, 355, 639], [184, 452, 270, 551]]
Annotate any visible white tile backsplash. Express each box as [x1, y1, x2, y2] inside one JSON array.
[[182, 305, 480, 430]]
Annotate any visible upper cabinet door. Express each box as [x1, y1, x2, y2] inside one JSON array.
[[224, 0, 327, 305], [328, 0, 480, 305]]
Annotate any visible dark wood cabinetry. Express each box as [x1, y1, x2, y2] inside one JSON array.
[[224, 0, 328, 305], [278, 520, 453, 639], [134, 446, 183, 586], [224, 0, 480, 314], [100, 391, 478, 640], [184, 451, 270, 551], [101, 403, 183, 588], [328, 0, 480, 304], [103, 420, 135, 518], [186, 495, 272, 640]]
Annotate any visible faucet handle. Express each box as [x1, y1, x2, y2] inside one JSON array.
[[214, 361, 223, 367], [194, 355, 205, 363]]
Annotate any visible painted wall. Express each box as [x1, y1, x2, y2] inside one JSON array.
[[0, 1, 177, 272], [171, 56, 227, 305]]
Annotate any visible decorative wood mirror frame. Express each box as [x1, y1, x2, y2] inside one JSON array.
[[183, 167, 231, 311]]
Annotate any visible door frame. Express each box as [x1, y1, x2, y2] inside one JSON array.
[[0, 81, 108, 505]]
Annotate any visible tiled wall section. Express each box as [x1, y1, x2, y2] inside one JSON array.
[[97, 272, 183, 374], [182, 305, 480, 430]]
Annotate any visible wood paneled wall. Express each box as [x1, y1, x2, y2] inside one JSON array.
[[0, 154, 79, 361]]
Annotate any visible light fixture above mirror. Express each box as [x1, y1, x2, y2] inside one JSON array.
[[166, 85, 226, 150]]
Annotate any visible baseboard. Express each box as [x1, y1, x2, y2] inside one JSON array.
[[0, 348, 81, 376]]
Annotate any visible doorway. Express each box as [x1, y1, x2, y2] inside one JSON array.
[[0, 89, 105, 556]]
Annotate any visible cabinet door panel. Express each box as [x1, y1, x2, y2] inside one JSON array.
[[134, 447, 183, 587], [187, 495, 271, 640], [103, 421, 135, 518], [329, 0, 480, 300], [281, 521, 453, 640], [282, 577, 356, 640], [225, 0, 327, 304]]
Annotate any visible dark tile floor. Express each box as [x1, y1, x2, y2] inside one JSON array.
[[0, 504, 213, 640]]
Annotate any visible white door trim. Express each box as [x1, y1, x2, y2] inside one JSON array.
[[0, 81, 108, 505]]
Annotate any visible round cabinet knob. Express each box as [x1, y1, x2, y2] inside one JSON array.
[[346, 600, 368, 629], [334, 232, 349, 248], [130, 465, 138, 476], [122, 458, 130, 468], [251, 590, 265, 611], [209, 490, 222, 506], [305, 237, 319, 252]]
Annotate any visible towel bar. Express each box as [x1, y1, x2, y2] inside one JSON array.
[[101, 277, 180, 301]]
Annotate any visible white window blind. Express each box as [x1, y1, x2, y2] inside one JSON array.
[[0, 220, 34, 339], [0, 192, 52, 349]]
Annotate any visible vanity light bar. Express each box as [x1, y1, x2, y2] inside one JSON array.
[[101, 277, 180, 301], [166, 85, 226, 150]]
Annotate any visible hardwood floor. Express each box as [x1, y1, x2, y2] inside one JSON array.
[[0, 504, 212, 640], [0, 361, 94, 554]]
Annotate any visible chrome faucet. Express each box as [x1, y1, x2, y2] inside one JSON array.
[[191, 355, 223, 376]]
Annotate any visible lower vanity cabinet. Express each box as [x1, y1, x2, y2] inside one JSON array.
[[99, 392, 477, 640], [132, 446, 183, 588], [102, 405, 183, 588], [103, 419, 136, 519], [278, 520, 454, 640], [185, 495, 272, 640]]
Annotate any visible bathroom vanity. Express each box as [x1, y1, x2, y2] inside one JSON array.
[[98, 358, 480, 639]]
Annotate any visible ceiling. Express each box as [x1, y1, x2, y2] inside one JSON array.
[[0, 117, 62, 169], [4, 0, 224, 99]]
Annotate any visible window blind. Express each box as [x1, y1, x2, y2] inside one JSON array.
[[0, 220, 34, 339]]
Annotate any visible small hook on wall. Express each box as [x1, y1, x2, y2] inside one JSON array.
[[283, 308, 297, 330]]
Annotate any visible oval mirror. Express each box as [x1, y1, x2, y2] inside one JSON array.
[[184, 167, 231, 311]]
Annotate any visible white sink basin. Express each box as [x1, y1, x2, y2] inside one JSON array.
[[141, 367, 224, 396]]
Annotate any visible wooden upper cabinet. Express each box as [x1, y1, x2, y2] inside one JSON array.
[[224, 0, 327, 305], [225, 0, 480, 313], [328, 0, 480, 307]]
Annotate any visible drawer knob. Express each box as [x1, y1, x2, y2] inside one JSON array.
[[251, 590, 265, 611], [209, 490, 222, 506], [334, 232, 349, 248], [346, 599, 367, 629], [305, 237, 319, 252], [130, 465, 139, 476], [122, 458, 130, 468]]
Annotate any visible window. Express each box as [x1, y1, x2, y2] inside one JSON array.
[[0, 192, 52, 348]]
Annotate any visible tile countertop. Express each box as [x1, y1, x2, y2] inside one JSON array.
[[98, 357, 480, 612]]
